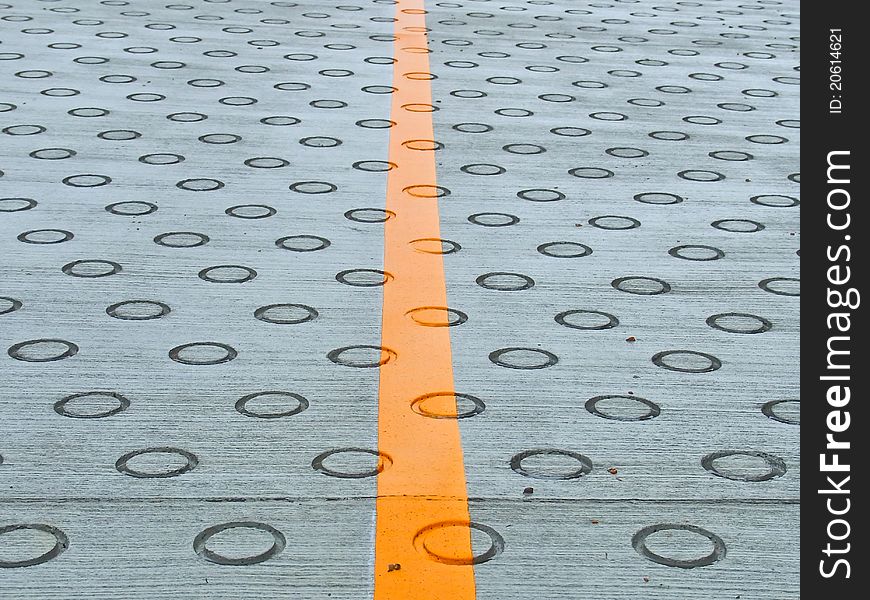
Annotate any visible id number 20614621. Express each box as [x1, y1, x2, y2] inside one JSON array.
[[829, 29, 844, 114]]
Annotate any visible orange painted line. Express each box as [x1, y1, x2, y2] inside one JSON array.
[[374, 0, 477, 599]]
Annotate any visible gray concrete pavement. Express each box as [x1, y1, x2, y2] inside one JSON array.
[[1, 0, 798, 598]]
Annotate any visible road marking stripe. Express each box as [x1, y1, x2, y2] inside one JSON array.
[[374, 0, 477, 597]]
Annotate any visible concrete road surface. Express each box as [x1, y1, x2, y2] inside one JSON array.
[[1, 0, 799, 598]]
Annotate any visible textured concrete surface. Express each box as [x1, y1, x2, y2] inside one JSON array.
[[1, 0, 798, 598]]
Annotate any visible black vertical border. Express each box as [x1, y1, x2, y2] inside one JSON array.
[[804, 0, 863, 596]]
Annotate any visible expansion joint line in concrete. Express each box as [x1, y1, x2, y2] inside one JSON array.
[[374, 0, 477, 598]]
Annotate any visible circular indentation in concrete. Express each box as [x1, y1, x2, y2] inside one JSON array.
[[407, 306, 467, 327], [226, 205, 276, 219], [254, 304, 318, 325], [312, 448, 391, 478], [276, 235, 330, 252], [746, 134, 787, 145], [8, 339, 78, 362], [30, 148, 76, 160], [450, 84, 488, 94], [17, 229, 73, 244], [410, 238, 461, 255], [198, 265, 256, 284], [68, 107, 109, 118], [168, 112, 208, 123], [403, 139, 443, 151], [411, 392, 485, 419], [62, 174, 111, 187], [710, 150, 753, 162], [187, 78, 223, 88], [453, 122, 493, 133], [701, 450, 786, 481], [199, 133, 240, 145], [327, 345, 395, 368], [261, 116, 300, 126], [62, 260, 121, 278], [476, 272, 534, 291], [116, 447, 198, 478], [169, 342, 237, 365], [300, 136, 341, 148], [106, 300, 170, 321], [762, 399, 800, 425], [539, 93, 575, 103], [555, 309, 619, 330], [706, 313, 771, 334], [353, 160, 396, 172], [588, 215, 641, 230], [235, 391, 309, 419], [0, 524, 69, 568], [683, 115, 721, 126], [401, 102, 437, 113], [628, 98, 664, 108], [244, 157, 288, 169], [495, 108, 535, 118], [98, 129, 141, 141], [678, 169, 724, 182], [468, 212, 518, 227], [510, 449, 593, 479], [669, 244, 725, 261], [634, 192, 683, 205], [3, 125, 46, 136], [750, 194, 799, 208], [345, 208, 394, 223], [776, 119, 800, 129], [718, 102, 755, 112], [290, 181, 338, 194], [632, 524, 725, 568], [758, 277, 799, 296], [569, 166, 614, 179], [139, 153, 184, 165], [612, 276, 671, 295], [154, 232, 209, 248], [586, 395, 661, 421], [517, 188, 564, 202], [1, 198, 37, 212], [403, 184, 450, 198], [335, 269, 391, 287], [649, 131, 689, 141], [177, 178, 224, 192], [219, 96, 255, 106], [551, 127, 591, 137], [503, 143, 546, 155], [652, 350, 721, 373], [152, 61, 185, 70], [537, 241, 592, 258], [413, 521, 504, 565], [356, 119, 395, 129], [193, 522, 286, 566], [54, 391, 130, 418], [711, 219, 764, 233], [606, 147, 648, 159], [489, 347, 557, 370], [105, 201, 157, 216], [1, 297, 23, 316]]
